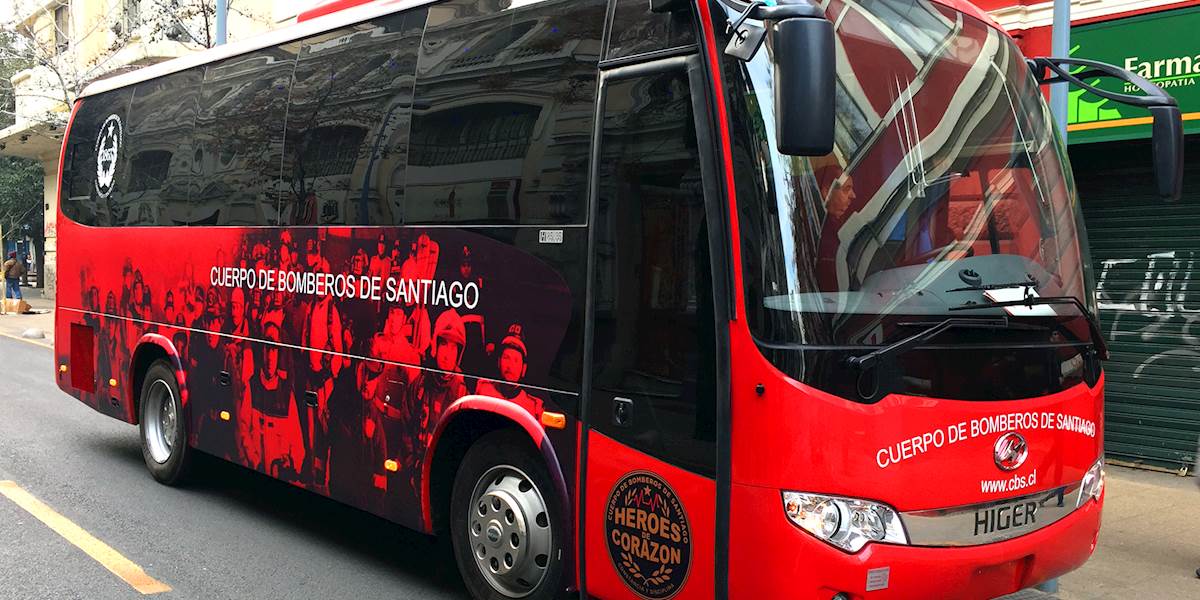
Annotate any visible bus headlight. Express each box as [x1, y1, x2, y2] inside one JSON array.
[[782, 492, 908, 553], [1076, 459, 1105, 508]]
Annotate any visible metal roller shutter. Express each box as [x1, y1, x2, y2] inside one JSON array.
[[1072, 139, 1200, 472]]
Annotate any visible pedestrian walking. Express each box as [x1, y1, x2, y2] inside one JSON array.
[[2, 251, 25, 301]]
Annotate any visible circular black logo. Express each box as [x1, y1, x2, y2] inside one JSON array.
[[94, 114, 122, 199], [605, 471, 691, 599]]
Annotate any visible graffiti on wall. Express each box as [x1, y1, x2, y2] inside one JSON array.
[[1096, 251, 1200, 378]]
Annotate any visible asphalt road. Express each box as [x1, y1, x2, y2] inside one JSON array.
[[0, 335, 470, 600]]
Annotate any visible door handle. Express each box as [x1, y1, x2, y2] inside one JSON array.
[[304, 391, 319, 408], [612, 397, 633, 428]]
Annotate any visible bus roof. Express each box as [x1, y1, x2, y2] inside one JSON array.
[[79, 0, 1007, 100]]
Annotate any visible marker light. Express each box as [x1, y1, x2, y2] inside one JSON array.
[[219, 410, 231, 421], [540, 411, 567, 430], [1077, 459, 1105, 508], [782, 492, 908, 553], [384, 459, 399, 472], [109, 378, 118, 388]]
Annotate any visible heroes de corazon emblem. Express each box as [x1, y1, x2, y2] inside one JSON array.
[[605, 471, 691, 599], [95, 114, 122, 199]]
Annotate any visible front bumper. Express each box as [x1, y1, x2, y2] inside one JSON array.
[[729, 482, 1103, 599]]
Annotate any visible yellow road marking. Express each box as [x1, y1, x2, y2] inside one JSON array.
[[0, 328, 52, 349], [0, 481, 171, 595]]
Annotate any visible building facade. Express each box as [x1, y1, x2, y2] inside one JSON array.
[[0, 0, 310, 298], [983, 0, 1200, 472]]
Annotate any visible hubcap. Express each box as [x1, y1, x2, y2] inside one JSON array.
[[144, 379, 176, 464], [467, 465, 552, 597]]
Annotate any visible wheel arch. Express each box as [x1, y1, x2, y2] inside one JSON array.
[[128, 334, 187, 425], [423, 395, 569, 537]]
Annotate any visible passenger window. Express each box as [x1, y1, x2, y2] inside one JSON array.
[[194, 47, 295, 226], [123, 69, 201, 226], [281, 10, 426, 226], [606, 0, 697, 61], [589, 70, 716, 475], [405, 0, 606, 225], [62, 88, 134, 227]]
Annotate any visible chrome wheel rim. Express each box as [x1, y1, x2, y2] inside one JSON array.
[[144, 379, 176, 464], [468, 465, 552, 597]]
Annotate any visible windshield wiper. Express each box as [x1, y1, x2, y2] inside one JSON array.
[[949, 295, 1109, 359], [847, 317, 1013, 371], [946, 279, 1039, 293]]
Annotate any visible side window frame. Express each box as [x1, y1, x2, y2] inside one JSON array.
[[404, 0, 607, 226], [581, 53, 730, 477], [193, 46, 297, 227]]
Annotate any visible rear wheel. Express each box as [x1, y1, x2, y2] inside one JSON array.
[[451, 430, 562, 600], [139, 360, 192, 485]]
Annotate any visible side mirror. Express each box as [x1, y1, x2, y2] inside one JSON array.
[[1150, 105, 1185, 201], [1029, 57, 1184, 202], [770, 13, 836, 156]]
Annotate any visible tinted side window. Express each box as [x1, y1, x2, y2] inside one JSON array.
[[281, 10, 426, 226], [406, 0, 605, 225], [122, 69, 201, 226], [194, 46, 296, 226], [589, 71, 716, 475], [606, 0, 697, 61], [63, 88, 134, 226]]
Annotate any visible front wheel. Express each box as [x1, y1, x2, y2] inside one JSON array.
[[138, 360, 193, 485], [450, 430, 563, 600]]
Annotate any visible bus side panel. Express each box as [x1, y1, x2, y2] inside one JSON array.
[[55, 221, 585, 534]]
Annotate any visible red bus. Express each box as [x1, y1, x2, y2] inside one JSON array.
[[54, 0, 1182, 598]]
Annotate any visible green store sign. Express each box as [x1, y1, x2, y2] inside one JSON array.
[[1068, 6, 1200, 144]]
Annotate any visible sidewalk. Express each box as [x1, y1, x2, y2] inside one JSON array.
[[1054, 464, 1200, 599], [0, 285, 54, 347]]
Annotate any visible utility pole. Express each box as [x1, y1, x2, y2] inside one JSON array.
[[1042, 1, 1071, 579], [216, 0, 228, 46], [1039, 9, 1070, 589], [1051, 0, 1071, 141]]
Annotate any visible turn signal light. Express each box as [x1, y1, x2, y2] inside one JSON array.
[[219, 410, 231, 421], [384, 459, 399, 472], [59, 364, 68, 373], [108, 378, 118, 388], [541, 411, 566, 430]]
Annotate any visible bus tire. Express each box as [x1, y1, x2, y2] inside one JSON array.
[[451, 430, 563, 600], [138, 361, 192, 485]]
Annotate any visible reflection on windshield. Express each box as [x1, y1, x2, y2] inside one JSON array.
[[736, 0, 1092, 349]]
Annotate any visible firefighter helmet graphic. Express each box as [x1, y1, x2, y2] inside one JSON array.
[[95, 114, 122, 199]]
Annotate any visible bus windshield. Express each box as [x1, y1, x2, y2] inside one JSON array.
[[735, 0, 1095, 352]]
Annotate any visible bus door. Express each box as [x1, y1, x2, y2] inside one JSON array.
[[582, 54, 726, 600]]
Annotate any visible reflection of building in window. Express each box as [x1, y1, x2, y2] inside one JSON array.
[[449, 21, 538, 70], [123, 0, 141, 34], [298, 125, 367, 177], [129, 150, 173, 192], [54, 4, 70, 54], [410, 103, 539, 166]]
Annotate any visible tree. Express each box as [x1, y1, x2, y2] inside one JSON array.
[[0, 1, 266, 133], [0, 28, 43, 285], [0, 155, 44, 285]]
